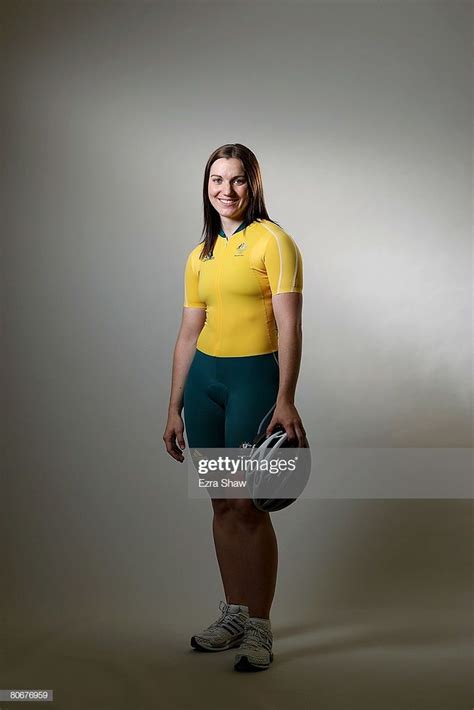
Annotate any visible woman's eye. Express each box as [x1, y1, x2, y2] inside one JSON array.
[[212, 178, 245, 184]]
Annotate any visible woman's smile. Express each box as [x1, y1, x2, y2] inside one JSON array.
[[208, 157, 249, 224]]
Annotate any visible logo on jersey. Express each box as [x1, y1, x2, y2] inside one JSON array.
[[234, 242, 247, 256], [202, 254, 215, 261]]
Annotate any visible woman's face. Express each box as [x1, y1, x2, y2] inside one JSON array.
[[208, 157, 249, 221]]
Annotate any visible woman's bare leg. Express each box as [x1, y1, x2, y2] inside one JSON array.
[[211, 499, 278, 619]]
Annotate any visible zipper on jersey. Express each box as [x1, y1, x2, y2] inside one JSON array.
[[216, 226, 246, 352], [215, 242, 224, 354], [215, 233, 232, 353]]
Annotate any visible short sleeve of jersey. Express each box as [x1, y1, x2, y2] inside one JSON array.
[[263, 229, 303, 295], [184, 249, 206, 309]]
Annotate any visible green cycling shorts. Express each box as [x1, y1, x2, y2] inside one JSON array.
[[183, 349, 280, 448]]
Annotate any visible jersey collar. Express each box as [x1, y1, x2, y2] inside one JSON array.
[[218, 219, 248, 239]]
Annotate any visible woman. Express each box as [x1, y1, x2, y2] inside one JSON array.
[[163, 143, 306, 672]]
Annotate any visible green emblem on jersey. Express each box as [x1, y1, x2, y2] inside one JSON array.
[[234, 242, 247, 256]]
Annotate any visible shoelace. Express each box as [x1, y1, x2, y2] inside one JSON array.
[[241, 621, 272, 651], [206, 601, 244, 633]]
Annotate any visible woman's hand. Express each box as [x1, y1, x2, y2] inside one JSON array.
[[266, 400, 308, 447], [163, 411, 186, 462]]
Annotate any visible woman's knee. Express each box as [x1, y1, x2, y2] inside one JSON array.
[[211, 498, 231, 517], [212, 498, 268, 527], [227, 499, 267, 527]]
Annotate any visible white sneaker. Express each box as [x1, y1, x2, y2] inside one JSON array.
[[234, 618, 273, 671], [191, 601, 249, 652]]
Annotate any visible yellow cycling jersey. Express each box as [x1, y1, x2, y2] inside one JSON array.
[[183, 218, 303, 357]]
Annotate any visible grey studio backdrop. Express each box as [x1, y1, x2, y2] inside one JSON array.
[[1, 1, 472, 707]]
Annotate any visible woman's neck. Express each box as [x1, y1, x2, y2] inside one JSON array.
[[220, 215, 246, 237]]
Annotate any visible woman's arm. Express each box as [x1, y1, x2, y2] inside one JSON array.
[[163, 307, 206, 461], [266, 292, 307, 447]]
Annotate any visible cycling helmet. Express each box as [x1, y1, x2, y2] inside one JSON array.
[[241, 425, 311, 512]]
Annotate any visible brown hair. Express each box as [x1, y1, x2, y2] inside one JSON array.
[[199, 143, 280, 260]]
